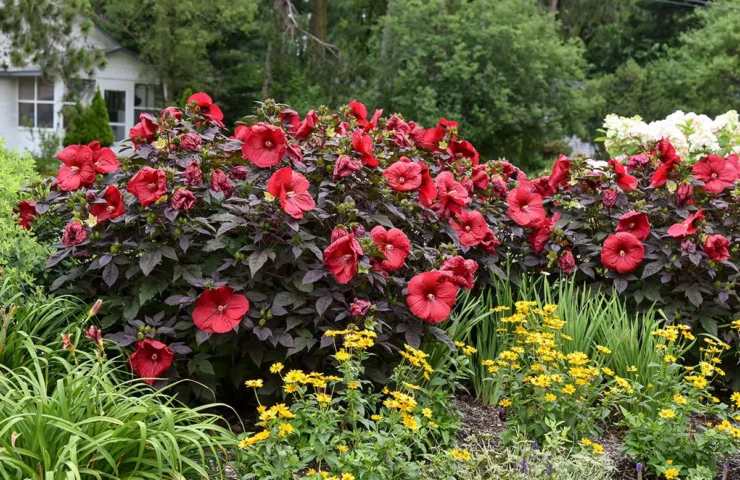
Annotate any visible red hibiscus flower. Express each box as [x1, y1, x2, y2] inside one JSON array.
[[602, 189, 618, 209], [183, 161, 203, 186], [436, 171, 471, 217], [608, 159, 638, 191], [56, 145, 96, 191], [529, 213, 561, 253], [161, 106, 182, 121], [472, 165, 489, 190], [675, 183, 693, 207], [549, 154, 570, 190], [491, 176, 508, 198], [128, 339, 175, 385], [447, 139, 479, 166], [180, 133, 201, 152], [350, 298, 372, 317], [383, 159, 423, 191], [667, 209, 705, 238], [187, 92, 224, 126], [532, 176, 556, 198], [90, 185, 125, 221], [440, 256, 479, 290], [192, 286, 250, 334], [506, 187, 546, 227], [129, 113, 158, 146], [211, 169, 235, 198], [419, 118, 458, 151], [559, 250, 576, 274], [616, 211, 650, 241], [267, 168, 316, 219], [348, 100, 368, 125], [418, 161, 438, 207], [127, 167, 167, 208], [294, 110, 319, 140], [241, 123, 287, 168], [656, 138, 681, 164], [480, 229, 501, 254], [14, 200, 36, 229], [406, 271, 458, 323], [323, 233, 363, 284], [279, 109, 300, 130], [62, 220, 88, 246], [170, 188, 196, 211], [692, 154, 738, 194], [703, 234, 732, 262], [370, 226, 411, 271], [334, 155, 362, 181], [351, 129, 378, 167], [88, 141, 119, 174], [727, 153, 740, 176], [229, 166, 249, 181], [601, 232, 645, 274], [451, 210, 488, 247]]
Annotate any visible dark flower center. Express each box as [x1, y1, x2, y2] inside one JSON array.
[[148, 182, 157, 191], [151, 353, 158, 360], [265, 140, 273, 148]]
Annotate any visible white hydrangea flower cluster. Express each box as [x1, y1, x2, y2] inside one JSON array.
[[603, 110, 740, 162]]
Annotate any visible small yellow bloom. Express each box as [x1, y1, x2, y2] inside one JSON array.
[[347, 380, 360, 390], [596, 345, 611, 355], [580, 438, 593, 446], [664, 467, 679, 479], [499, 398, 512, 408], [462, 345, 477, 356], [403, 382, 421, 391], [545, 393, 557, 402], [335, 349, 352, 362], [245, 379, 263, 388], [664, 355, 677, 363], [341, 474, 355, 480], [269, 362, 284, 374], [659, 408, 676, 419], [673, 392, 687, 405], [278, 423, 294, 437], [371, 414, 383, 421], [284, 384, 298, 393], [454, 341, 465, 347], [422, 408, 433, 418], [450, 449, 472, 462], [592, 443, 604, 455], [627, 365, 638, 373], [402, 413, 419, 431], [316, 393, 332, 406], [337, 445, 349, 453], [561, 384, 576, 395]]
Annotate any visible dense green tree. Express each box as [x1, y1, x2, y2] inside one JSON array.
[[63, 90, 115, 147], [370, 0, 590, 170]]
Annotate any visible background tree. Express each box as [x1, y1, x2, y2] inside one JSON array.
[[63, 90, 115, 147]]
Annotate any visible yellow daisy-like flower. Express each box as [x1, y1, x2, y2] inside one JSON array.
[[561, 334, 573, 341], [664, 467, 679, 479], [491, 305, 510, 313], [673, 392, 687, 405], [238, 429, 270, 448], [269, 362, 284, 374], [422, 408, 433, 418], [498, 398, 512, 408], [580, 438, 593, 446], [335, 349, 352, 362], [664, 355, 677, 363], [284, 384, 298, 394], [731, 392, 740, 407], [245, 379, 263, 388], [596, 345, 612, 355], [403, 382, 421, 391], [371, 414, 383, 421], [347, 381, 360, 390], [454, 341, 465, 347], [545, 393, 557, 402], [450, 449, 472, 462], [316, 393, 332, 406], [337, 445, 349, 453], [659, 408, 676, 419], [341, 474, 355, 480], [402, 413, 419, 431], [627, 365, 638, 373], [284, 369, 307, 384], [278, 423, 294, 437], [591, 443, 604, 455], [429, 421, 438, 428], [462, 345, 477, 356]]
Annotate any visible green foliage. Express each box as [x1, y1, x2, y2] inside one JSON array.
[[237, 335, 466, 479], [0, 141, 48, 294], [63, 90, 115, 147], [28, 127, 64, 175], [371, 0, 590, 171]]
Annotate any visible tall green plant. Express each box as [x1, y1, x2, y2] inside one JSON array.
[[62, 90, 115, 147]]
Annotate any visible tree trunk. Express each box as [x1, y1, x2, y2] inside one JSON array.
[[262, 0, 290, 99], [311, 0, 328, 43], [549, 0, 559, 14]]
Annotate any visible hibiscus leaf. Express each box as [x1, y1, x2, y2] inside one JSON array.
[[699, 316, 718, 337], [164, 295, 195, 306], [45, 248, 70, 269], [248, 250, 270, 276], [103, 262, 119, 287], [140, 249, 162, 277], [195, 330, 211, 345], [641, 262, 663, 279], [686, 288, 703, 307], [316, 294, 333, 316], [302, 269, 325, 284], [253, 326, 272, 341], [613, 277, 628, 294], [428, 326, 456, 351], [404, 322, 423, 349], [273, 292, 302, 310]]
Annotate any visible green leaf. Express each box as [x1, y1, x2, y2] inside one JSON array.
[[139, 249, 162, 276], [248, 250, 270, 277]]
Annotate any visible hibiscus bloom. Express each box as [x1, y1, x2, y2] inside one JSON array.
[[703, 234, 732, 262], [334, 155, 362, 181], [529, 213, 561, 253], [127, 167, 167, 208], [490, 176, 508, 198], [62, 220, 87, 246], [129, 113, 158, 146], [187, 92, 224, 126], [170, 188, 196, 211], [88, 141, 119, 174], [183, 161, 203, 186], [608, 159, 638, 191], [348, 100, 368, 125], [436, 171, 470, 217], [418, 161, 438, 207], [651, 139, 681, 188], [692, 154, 737, 194], [383, 159, 422, 191], [267, 168, 316, 219], [293, 110, 319, 140], [90, 185, 125, 221], [728, 153, 740, 175], [506, 187, 546, 227], [323, 233, 363, 284], [128, 339, 175, 385], [548, 154, 570, 191], [278, 109, 300, 130], [471, 165, 489, 190], [532, 176, 556, 198], [447, 139, 479, 166], [440, 256, 479, 290], [211, 169, 235, 198], [667, 209, 705, 238], [192, 286, 250, 334], [56, 145, 96, 191], [370, 226, 411, 271], [180, 132, 201, 152], [241, 123, 287, 168], [229, 166, 249, 181], [419, 118, 458, 151], [559, 250, 576, 274], [615, 211, 650, 241], [602, 189, 618, 209], [350, 298, 372, 317], [601, 232, 645, 274], [14, 200, 36, 229], [406, 271, 458, 323], [451, 210, 488, 247], [675, 183, 693, 207], [351, 129, 377, 167], [480, 229, 501, 254]]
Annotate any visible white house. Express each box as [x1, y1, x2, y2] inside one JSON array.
[[0, 23, 163, 154]]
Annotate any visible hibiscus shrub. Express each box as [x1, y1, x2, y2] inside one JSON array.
[[24, 95, 496, 397], [22, 98, 740, 394]]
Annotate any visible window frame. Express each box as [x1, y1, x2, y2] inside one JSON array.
[[62, 79, 97, 130], [17, 77, 56, 130], [133, 83, 164, 119], [104, 89, 128, 144]]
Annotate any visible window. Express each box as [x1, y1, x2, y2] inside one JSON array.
[[105, 90, 127, 143], [134, 84, 164, 118], [18, 77, 55, 128], [62, 79, 96, 129]]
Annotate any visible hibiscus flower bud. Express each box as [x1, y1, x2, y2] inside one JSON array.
[[490, 176, 508, 198], [626, 153, 650, 170], [211, 169, 235, 198], [86, 191, 96, 202], [334, 155, 362, 181], [229, 166, 249, 181], [675, 183, 693, 207], [183, 161, 203, 186], [460, 177, 474, 196], [331, 227, 349, 242], [62, 220, 88, 246], [558, 250, 576, 274], [350, 298, 372, 318], [602, 189, 618, 209], [180, 132, 202, 152], [171, 188, 196, 211], [351, 224, 366, 238], [480, 229, 501, 254]]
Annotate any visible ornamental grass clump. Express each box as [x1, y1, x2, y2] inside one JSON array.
[[236, 328, 472, 479]]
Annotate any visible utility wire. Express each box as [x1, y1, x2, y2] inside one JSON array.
[[640, 0, 740, 12]]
